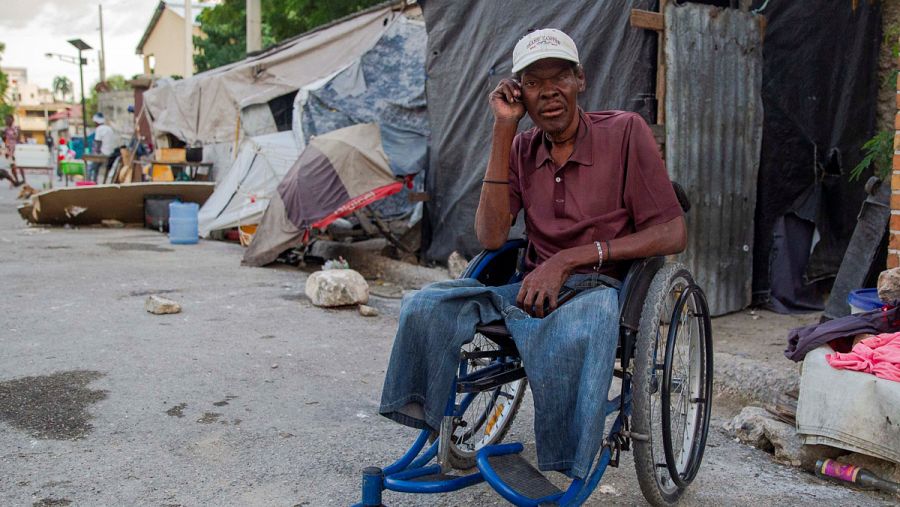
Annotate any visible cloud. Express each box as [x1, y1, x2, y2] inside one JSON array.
[[0, 0, 150, 93]]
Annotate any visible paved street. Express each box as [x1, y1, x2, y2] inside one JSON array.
[[0, 179, 892, 506]]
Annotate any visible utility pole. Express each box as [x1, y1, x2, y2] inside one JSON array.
[[184, 0, 194, 77], [98, 4, 106, 83], [67, 39, 92, 156], [247, 0, 261, 53]]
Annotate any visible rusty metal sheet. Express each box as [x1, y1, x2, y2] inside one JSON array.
[[665, 3, 764, 316]]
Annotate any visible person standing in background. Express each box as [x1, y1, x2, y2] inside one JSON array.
[[3, 114, 24, 186]]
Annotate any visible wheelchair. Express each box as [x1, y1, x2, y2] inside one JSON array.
[[357, 212, 713, 506]]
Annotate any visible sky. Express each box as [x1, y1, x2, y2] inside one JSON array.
[[0, 0, 162, 100]]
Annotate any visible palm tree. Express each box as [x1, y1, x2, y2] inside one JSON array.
[[52, 76, 73, 103]]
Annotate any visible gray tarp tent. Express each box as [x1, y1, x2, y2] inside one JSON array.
[[142, 4, 397, 145]]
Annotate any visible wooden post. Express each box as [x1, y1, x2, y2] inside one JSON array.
[[630, 1, 667, 124]]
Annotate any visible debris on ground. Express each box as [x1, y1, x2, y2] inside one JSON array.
[[101, 219, 124, 228], [447, 251, 468, 279], [305, 268, 369, 307], [724, 406, 842, 469], [16, 184, 38, 200], [323, 256, 350, 270], [358, 304, 379, 317], [878, 267, 900, 302], [145, 295, 182, 315]]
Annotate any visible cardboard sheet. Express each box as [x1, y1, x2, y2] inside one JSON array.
[[20, 182, 215, 225]]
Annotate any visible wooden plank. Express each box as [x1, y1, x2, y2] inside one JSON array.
[[631, 9, 664, 31], [656, 0, 668, 124]]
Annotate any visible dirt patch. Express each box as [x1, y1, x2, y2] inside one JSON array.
[[33, 499, 72, 507], [0, 370, 106, 440], [165, 402, 187, 418], [99, 242, 173, 253], [197, 412, 221, 424]]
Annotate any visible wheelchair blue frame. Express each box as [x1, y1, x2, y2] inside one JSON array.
[[355, 239, 641, 506]]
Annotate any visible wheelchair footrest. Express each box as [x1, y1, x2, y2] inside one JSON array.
[[485, 451, 562, 499]]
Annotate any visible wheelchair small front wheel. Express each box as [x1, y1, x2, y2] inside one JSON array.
[[632, 262, 713, 507], [436, 332, 527, 470]]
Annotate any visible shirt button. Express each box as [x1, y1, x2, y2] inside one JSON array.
[[555, 176, 561, 183]]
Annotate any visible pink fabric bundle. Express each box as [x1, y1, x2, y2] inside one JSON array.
[[826, 331, 900, 382]]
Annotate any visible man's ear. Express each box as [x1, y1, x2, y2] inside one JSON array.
[[575, 64, 586, 93]]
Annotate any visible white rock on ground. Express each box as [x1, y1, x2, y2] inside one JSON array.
[[305, 269, 369, 307], [447, 251, 469, 279], [877, 267, 900, 302], [145, 295, 182, 315], [358, 304, 379, 317], [724, 406, 841, 470]]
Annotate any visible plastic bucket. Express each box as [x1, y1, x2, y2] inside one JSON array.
[[168, 201, 199, 245], [847, 288, 883, 314]]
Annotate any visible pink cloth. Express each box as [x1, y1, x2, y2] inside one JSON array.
[[826, 331, 900, 382]]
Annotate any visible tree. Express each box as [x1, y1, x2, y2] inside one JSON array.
[[194, 0, 387, 72], [0, 42, 13, 120], [52, 75, 73, 102]]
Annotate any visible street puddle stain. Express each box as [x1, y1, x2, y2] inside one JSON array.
[[197, 412, 221, 424], [165, 402, 188, 418], [129, 289, 179, 297], [0, 370, 107, 440], [33, 498, 72, 507], [212, 395, 238, 407], [99, 242, 173, 253]]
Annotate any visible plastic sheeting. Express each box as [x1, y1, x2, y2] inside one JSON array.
[[419, 0, 657, 262], [293, 16, 429, 176], [752, 1, 881, 302], [197, 132, 300, 236]]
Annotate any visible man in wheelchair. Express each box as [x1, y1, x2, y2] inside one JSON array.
[[379, 29, 687, 487]]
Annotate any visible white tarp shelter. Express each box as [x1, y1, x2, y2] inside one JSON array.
[[142, 3, 397, 145], [198, 131, 300, 236]]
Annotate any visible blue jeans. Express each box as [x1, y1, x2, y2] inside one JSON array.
[[379, 274, 620, 479]]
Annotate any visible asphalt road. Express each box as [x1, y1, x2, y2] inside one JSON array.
[[0, 180, 891, 506]]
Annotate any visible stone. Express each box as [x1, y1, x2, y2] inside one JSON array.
[[877, 267, 900, 303], [724, 406, 841, 470], [101, 219, 124, 228], [447, 251, 469, 279], [358, 304, 379, 317], [145, 295, 182, 315], [305, 269, 369, 307]]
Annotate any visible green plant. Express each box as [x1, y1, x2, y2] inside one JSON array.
[[850, 130, 893, 181]]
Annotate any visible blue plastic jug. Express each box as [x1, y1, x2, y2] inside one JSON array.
[[168, 201, 199, 244]]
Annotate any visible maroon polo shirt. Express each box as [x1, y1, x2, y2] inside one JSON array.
[[508, 109, 683, 277]]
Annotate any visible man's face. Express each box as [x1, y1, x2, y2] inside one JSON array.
[[519, 58, 585, 136]]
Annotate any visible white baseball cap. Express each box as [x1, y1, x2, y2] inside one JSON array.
[[512, 29, 580, 74], [92, 112, 105, 124]]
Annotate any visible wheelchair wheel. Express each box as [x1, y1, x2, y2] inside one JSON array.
[[632, 262, 713, 506], [442, 332, 527, 470]]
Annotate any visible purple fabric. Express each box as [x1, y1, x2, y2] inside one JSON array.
[[785, 305, 900, 362], [277, 144, 351, 229]]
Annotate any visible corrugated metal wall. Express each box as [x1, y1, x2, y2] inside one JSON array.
[[665, 3, 764, 316]]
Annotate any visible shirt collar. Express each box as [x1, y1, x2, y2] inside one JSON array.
[[535, 108, 594, 168]]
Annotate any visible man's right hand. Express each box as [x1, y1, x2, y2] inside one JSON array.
[[490, 78, 526, 124]]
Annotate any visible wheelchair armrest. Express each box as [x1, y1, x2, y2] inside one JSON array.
[[462, 239, 527, 285]]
